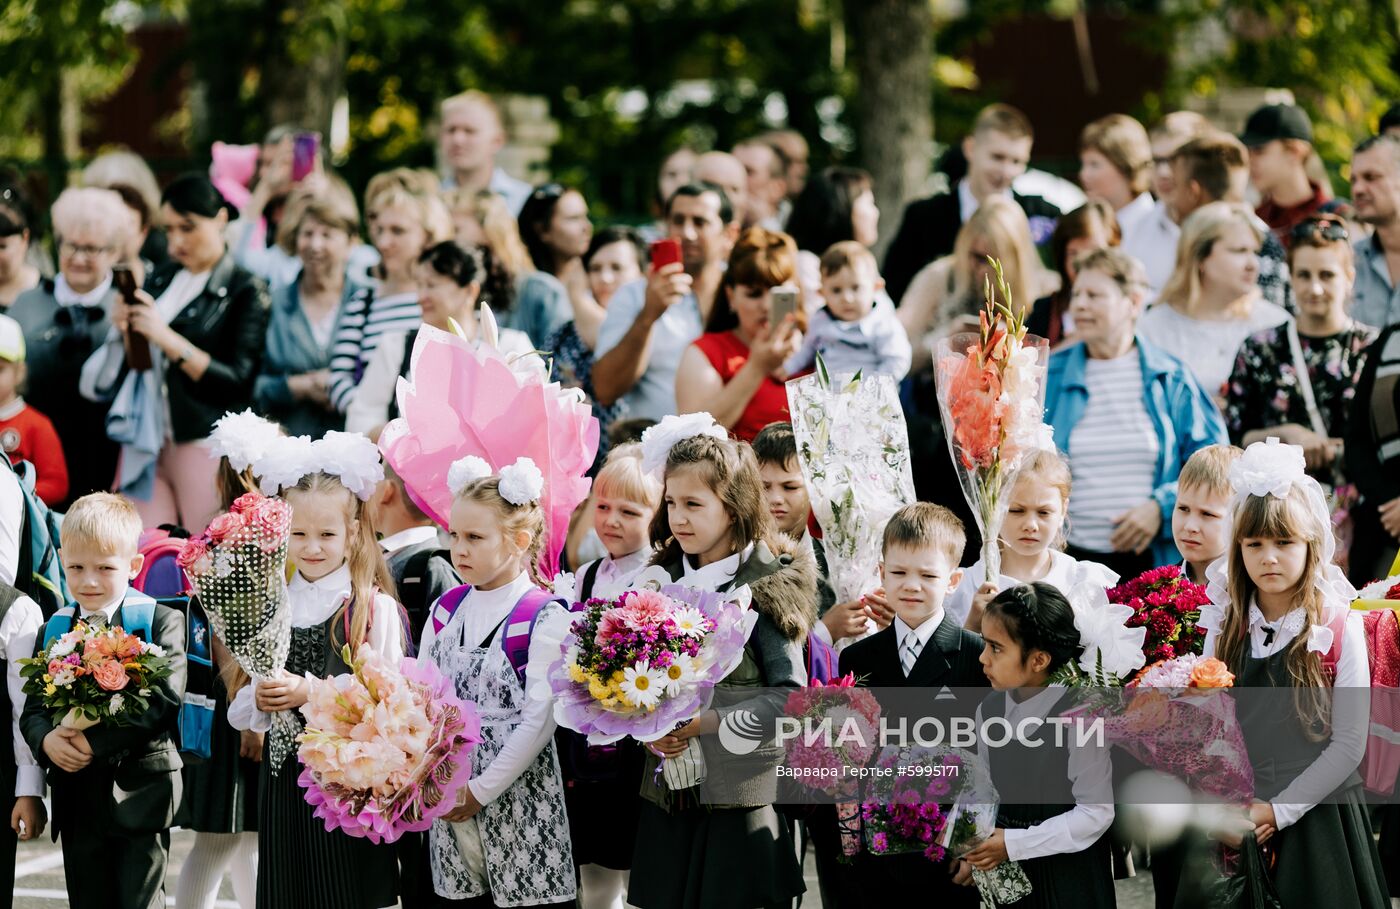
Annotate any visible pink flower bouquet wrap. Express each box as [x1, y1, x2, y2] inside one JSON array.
[[542, 585, 758, 745], [378, 321, 598, 579], [297, 644, 482, 844]]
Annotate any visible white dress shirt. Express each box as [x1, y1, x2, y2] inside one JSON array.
[[418, 571, 558, 805], [0, 465, 22, 587], [893, 609, 943, 673], [1121, 199, 1180, 300], [379, 525, 440, 556], [1203, 602, 1369, 829], [1114, 192, 1157, 252], [976, 686, 1115, 862], [229, 563, 406, 732], [958, 178, 1010, 224], [573, 548, 652, 601], [1, 591, 45, 797]]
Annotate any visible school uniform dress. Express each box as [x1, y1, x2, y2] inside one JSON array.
[[228, 564, 405, 909], [628, 538, 817, 909], [838, 611, 989, 909], [19, 590, 188, 909], [945, 552, 1119, 628], [419, 572, 576, 908], [559, 549, 654, 872], [978, 687, 1116, 908], [1205, 602, 1390, 908]]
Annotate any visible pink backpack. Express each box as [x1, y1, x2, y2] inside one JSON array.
[[1321, 609, 1400, 796], [132, 528, 191, 598]]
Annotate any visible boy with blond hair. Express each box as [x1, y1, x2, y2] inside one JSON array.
[[20, 492, 186, 909], [1172, 444, 1244, 584]]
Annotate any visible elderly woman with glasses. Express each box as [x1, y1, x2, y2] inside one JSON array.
[[9, 187, 134, 507]]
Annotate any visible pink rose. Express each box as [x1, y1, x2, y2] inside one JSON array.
[[176, 536, 209, 570], [206, 511, 247, 545], [92, 659, 130, 692], [250, 499, 291, 550], [230, 492, 264, 514]]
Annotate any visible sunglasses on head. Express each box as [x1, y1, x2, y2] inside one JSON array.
[[530, 183, 565, 202], [1290, 216, 1348, 244]]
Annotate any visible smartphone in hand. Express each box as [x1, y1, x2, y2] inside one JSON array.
[[769, 285, 800, 326], [112, 264, 152, 371], [292, 132, 321, 182], [649, 238, 682, 272]]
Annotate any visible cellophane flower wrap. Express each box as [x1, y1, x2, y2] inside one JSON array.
[[786, 354, 916, 604], [1108, 565, 1211, 664], [378, 321, 598, 579], [1104, 654, 1253, 802], [19, 621, 173, 731], [860, 745, 1033, 905], [296, 644, 482, 844], [544, 585, 758, 745], [179, 491, 298, 769], [934, 260, 1051, 581]]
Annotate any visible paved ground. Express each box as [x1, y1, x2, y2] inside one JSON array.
[[14, 827, 1159, 908]]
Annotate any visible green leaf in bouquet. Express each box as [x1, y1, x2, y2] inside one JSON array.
[[815, 350, 832, 390]]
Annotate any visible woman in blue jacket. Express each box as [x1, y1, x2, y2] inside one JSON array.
[[1044, 247, 1226, 576]]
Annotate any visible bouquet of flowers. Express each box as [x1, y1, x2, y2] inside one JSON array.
[[934, 259, 1051, 580], [543, 585, 757, 745], [786, 355, 916, 605], [19, 621, 173, 730], [860, 745, 1033, 905], [297, 644, 482, 844], [379, 314, 598, 579], [1107, 565, 1211, 665], [1105, 654, 1253, 801], [179, 491, 298, 768], [1050, 582, 1148, 688]]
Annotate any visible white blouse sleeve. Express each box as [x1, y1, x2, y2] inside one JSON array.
[[1270, 613, 1369, 829], [345, 332, 405, 435], [367, 592, 407, 663], [1001, 734, 1115, 862], [467, 603, 563, 805], [228, 683, 271, 733]]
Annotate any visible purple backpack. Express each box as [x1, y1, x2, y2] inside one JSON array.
[[429, 584, 560, 683]]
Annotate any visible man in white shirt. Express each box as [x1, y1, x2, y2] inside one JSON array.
[[439, 91, 531, 216], [1124, 111, 1213, 298], [0, 462, 22, 588]]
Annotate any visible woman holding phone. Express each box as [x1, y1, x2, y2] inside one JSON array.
[[675, 227, 804, 442], [81, 173, 271, 532]]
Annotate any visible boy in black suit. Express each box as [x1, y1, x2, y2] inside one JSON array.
[[20, 493, 186, 909], [840, 502, 988, 908]]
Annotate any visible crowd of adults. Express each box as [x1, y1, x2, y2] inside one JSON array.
[[3, 91, 1400, 584]]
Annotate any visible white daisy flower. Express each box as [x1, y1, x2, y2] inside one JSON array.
[[141, 642, 167, 657], [661, 657, 697, 696], [671, 606, 708, 638], [619, 662, 666, 710]]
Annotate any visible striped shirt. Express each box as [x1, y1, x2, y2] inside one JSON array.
[[1066, 354, 1160, 552], [327, 288, 422, 413]]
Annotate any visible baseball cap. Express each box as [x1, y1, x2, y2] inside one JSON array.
[[1240, 103, 1313, 147], [0, 314, 25, 363]]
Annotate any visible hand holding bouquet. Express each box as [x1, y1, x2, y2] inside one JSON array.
[[20, 621, 172, 730], [180, 491, 298, 768], [296, 644, 482, 844]]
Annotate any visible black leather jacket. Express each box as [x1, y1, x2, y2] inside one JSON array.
[[144, 253, 271, 442]]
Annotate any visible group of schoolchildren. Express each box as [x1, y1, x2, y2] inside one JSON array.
[[0, 405, 1392, 909]]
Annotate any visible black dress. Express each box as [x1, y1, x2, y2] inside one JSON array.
[[983, 690, 1116, 908], [1224, 644, 1390, 908], [256, 619, 399, 909]]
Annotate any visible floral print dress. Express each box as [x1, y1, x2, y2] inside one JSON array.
[[1224, 322, 1377, 453]]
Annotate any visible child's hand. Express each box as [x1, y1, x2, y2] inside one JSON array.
[[239, 730, 265, 762], [822, 599, 871, 641], [1249, 800, 1277, 845], [11, 795, 45, 841], [648, 733, 691, 759], [442, 783, 483, 823], [962, 828, 1008, 871], [43, 728, 93, 773], [862, 588, 893, 629], [255, 674, 311, 713], [965, 582, 1000, 633], [951, 857, 974, 887], [1208, 809, 1256, 849]]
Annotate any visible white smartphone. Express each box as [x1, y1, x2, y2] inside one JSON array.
[[769, 285, 800, 325]]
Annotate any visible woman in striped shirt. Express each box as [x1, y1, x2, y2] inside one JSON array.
[[1044, 247, 1227, 577], [327, 171, 452, 414]]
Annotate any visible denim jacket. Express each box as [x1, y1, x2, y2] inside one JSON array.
[[1045, 337, 1227, 567], [254, 273, 360, 438]]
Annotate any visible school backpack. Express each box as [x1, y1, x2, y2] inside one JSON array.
[[807, 631, 838, 685], [1321, 608, 1400, 796], [132, 526, 192, 598], [5, 455, 67, 616], [429, 584, 562, 684]]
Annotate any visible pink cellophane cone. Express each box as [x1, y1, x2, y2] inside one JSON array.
[[378, 325, 598, 579]]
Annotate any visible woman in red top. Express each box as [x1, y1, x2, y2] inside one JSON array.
[[675, 227, 804, 441]]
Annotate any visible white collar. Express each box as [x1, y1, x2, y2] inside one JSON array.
[[1246, 599, 1334, 654], [681, 542, 755, 591], [54, 273, 113, 307], [1004, 683, 1068, 722], [894, 608, 944, 650], [601, 547, 652, 580], [469, 571, 537, 611], [379, 525, 440, 555], [957, 178, 1011, 224]]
